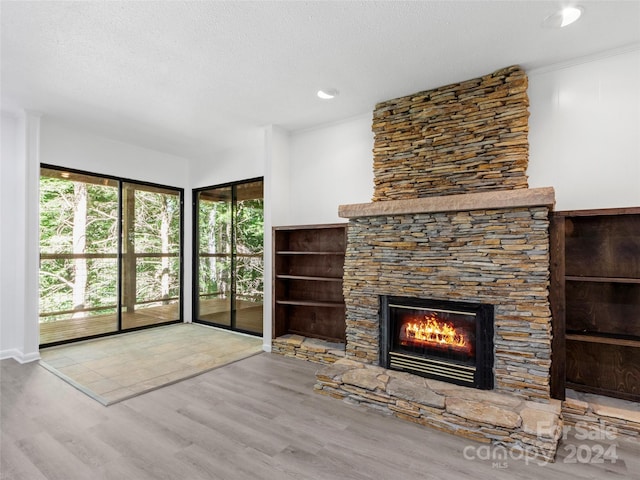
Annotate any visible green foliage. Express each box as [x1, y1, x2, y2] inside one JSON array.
[[236, 199, 264, 254], [197, 191, 264, 304], [39, 176, 120, 320], [39, 172, 182, 322], [39, 177, 119, 254], [133, 190, 180, 253], [39, 171, 264, 330]]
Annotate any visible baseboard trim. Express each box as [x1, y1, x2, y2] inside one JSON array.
[[0, 349, 40, 363]]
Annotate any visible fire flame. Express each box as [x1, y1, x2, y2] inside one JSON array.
[[401, 314, 468, 350]]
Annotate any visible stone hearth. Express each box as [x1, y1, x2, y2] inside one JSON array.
[[315, 358, 562, 463]]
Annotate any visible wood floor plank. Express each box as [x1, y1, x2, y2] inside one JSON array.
[[0, 434, 49, 480], [14, 432, 97, 480], [2, 354, 639, 480], [173, 443, 287, 480]]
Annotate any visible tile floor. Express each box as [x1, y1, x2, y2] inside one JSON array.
[[39, 323, 263, 405]]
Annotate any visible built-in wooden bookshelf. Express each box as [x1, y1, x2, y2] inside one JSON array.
[[273, 224, 347, 343], [550, 207, 640, 402]]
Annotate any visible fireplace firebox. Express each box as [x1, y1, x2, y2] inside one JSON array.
[[380, 296, 494, 389]]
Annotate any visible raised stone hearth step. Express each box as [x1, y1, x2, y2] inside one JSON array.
[[315, 358, 563, 463], [562, 389, 640, 438], [272, 334, 345, 365]]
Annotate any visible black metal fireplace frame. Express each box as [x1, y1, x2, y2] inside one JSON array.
[[380, 295, 494, 389]]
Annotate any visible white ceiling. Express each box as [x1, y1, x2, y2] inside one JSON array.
[[2, 1, 639, 161]]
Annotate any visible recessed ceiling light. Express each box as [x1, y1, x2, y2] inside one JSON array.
[[543, 6, 584, 28], [317, 88, 339, 100]]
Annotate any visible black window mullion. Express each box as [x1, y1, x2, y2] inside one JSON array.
[[230, 184, 237, 330], [117, 180, 123, 331]]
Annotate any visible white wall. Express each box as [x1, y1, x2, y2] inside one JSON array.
[[190, 128, 265, 190], [263, 126, 291, 350], [0, 112, 23, 358], [0, 111, 41, 362], [528, 48, 640, 211], [42, 119, 191, 187], [288, 113, 374, 225], [265, 126, 292, 228]]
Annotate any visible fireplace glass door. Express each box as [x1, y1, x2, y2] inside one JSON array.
[[381, 296, 493, 389], [393, 304, 476, 365]]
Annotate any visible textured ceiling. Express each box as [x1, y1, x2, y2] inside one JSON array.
[[2, 1, 639, 161]]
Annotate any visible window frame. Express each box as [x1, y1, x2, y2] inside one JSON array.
[[38, 164, 184, 347], [192, 177, 264, 336]]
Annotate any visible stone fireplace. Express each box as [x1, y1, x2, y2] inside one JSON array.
[[315, 66, 564, 462], [339, 189, 555, 401]]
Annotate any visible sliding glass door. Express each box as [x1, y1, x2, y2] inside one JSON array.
[[121, 182, 182, 330], [38, 166, 182, 346], [195, 185, 233, 327], [39, 168, 120, 344], [194, 179, 263, 335]]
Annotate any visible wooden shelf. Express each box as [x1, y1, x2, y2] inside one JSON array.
[[566, 334, 640, 348], [276, 251, 345, 255], [276, 300, 345, 308], [566, 382, 640, 403], [276, 274, 343, 282], [551, 207, 640, 402], [286, 329, 344, 344], [566, 276, 640, 284], [273, 223, 347, 342]]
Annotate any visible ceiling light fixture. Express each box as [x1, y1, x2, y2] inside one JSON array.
[[317, 88, 339, 100], [543, 6, 584, 28]]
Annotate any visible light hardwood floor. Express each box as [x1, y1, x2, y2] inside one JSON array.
[[2, 353, 639, 480]]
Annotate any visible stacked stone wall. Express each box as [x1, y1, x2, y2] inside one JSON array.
[[343, 206, 552, 401], [372, 65, 529, 201]]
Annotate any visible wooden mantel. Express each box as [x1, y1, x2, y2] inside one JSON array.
[[339, 187, 555, 219]]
